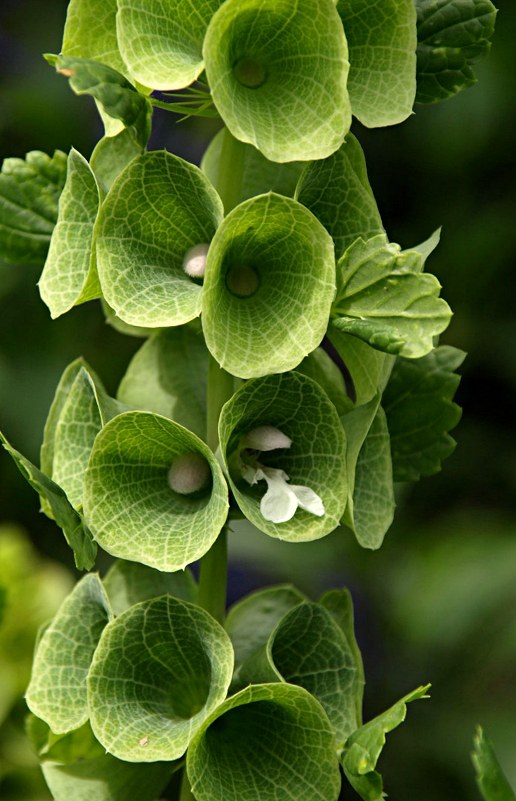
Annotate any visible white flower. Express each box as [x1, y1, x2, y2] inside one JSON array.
[[182, 243, 210, 278], [240, 426, 324, 523]]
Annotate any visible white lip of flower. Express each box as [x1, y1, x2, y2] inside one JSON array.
[[239, 426, 325, 524], [183, 243, 210, 279]]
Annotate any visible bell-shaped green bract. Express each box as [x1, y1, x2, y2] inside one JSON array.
[[103, 558, 197, 615], [336, 0, 417, 127], [83, 411, 229, 571], [90, 129, 143, 194], [39, 149, 101, 319], [26, 574, 112, 734], [225, 585, 307, 668], [117, 325, 210, 441], [201, 127, 304, 214], [187, 682, 341, 801], [87, 595, 234, 762], [62, 0, 128, 78], [41, 359, 125, 512], [329, 328, 395, 406], [117, 0, 222, 90], [235, 601, 362, 744], [203, 0, 351, 163], [95, 151, 223, 328], [295, 133, 384, 261], [202, 193, 336, 378], [219, 372, 347, 541]]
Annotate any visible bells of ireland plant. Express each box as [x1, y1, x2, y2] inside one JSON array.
[[202, 192, 336, 378], [87, 594, 234, 761], [82, 410, 229, 571], [219, 371, 348, 541], [203, 0, 351, 162], [186, 683, 342, 801], [94, 150, 223, 328]]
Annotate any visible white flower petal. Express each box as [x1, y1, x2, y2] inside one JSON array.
[[290, 484, 325, 517], [260, 473, 298, 523]]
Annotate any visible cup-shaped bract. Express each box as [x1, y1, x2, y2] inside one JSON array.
[[219, 372, 347, 541], [95, 151, 223, 328], [117, 0, 222, 90], [202, 193, 336, 378], [187, 683, 342, 801], [83, 411, 229, 571], [203, 0, 351, 162], [88, 595, 234, 762]]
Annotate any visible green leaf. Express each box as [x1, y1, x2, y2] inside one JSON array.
[[219, 371, 347, 541], [383, 345, 464, 481], [332, 235, 452, 358], [329, 328, 395, 405], [202, 193, 335, 378], [103, 559, 197, 616], [297, 347, 354, 417], [0, 150, 67, 266], [117, 0, 222, 90], [187, 683, 342, 801], [201, 127, 304, 214], [61, 0, 128, 78], [351, 405, 395, 549], [51, 365, 126, 511], [0, 433, 96, 570], [296, 133, 384, 261], [415, 0, 498, 104], [90, 129, 143, 193], [101, 299, 156, 338], [38, 149, 101, 319], [342, 685, 430, 801], [203, 0, 351, 162], [320, 588, 364, 727], [46, 54, 151, 147], [473, 727, 516, 801], [337, 0, 417, 127], [26, 574, 111, 733], [225, 585, 307, 668], [88, 595, 234, 761], [95, 150, 223, 328], [83, 411, 229, 571], [237, 602, 362, 744], [117, 326, 209, 441]]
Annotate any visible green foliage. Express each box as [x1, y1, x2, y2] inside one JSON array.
[[416, 0, 498, 104], [0, 150, 67, 266], [0, 1, 499, 799], [473, 727, 516, 801], [342, 685, 431, 800]]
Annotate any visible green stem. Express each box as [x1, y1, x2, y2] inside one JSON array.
[[179, 768, 195, 801], [214, 128, 246, 214], [198, 355, 234, 624]]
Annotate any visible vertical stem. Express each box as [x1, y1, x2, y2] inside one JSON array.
[[179, 768, 196, 801], [197, 355, 234, 624], [213, 127, 246, 214]]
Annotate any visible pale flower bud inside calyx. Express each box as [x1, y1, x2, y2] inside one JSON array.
[[168, 452, 211, 495], [183, 243, 210, 279], [241, 425, 292, 452]]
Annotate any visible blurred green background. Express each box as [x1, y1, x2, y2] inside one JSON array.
[[0, 2, 515, 799]]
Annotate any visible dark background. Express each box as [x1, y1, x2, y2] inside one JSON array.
[[0, 2, 515, 799]]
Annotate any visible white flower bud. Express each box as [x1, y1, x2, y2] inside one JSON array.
[[242, 425, 292, 452], [168, 452, 211, 495], [183, 243, 210, 279]]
